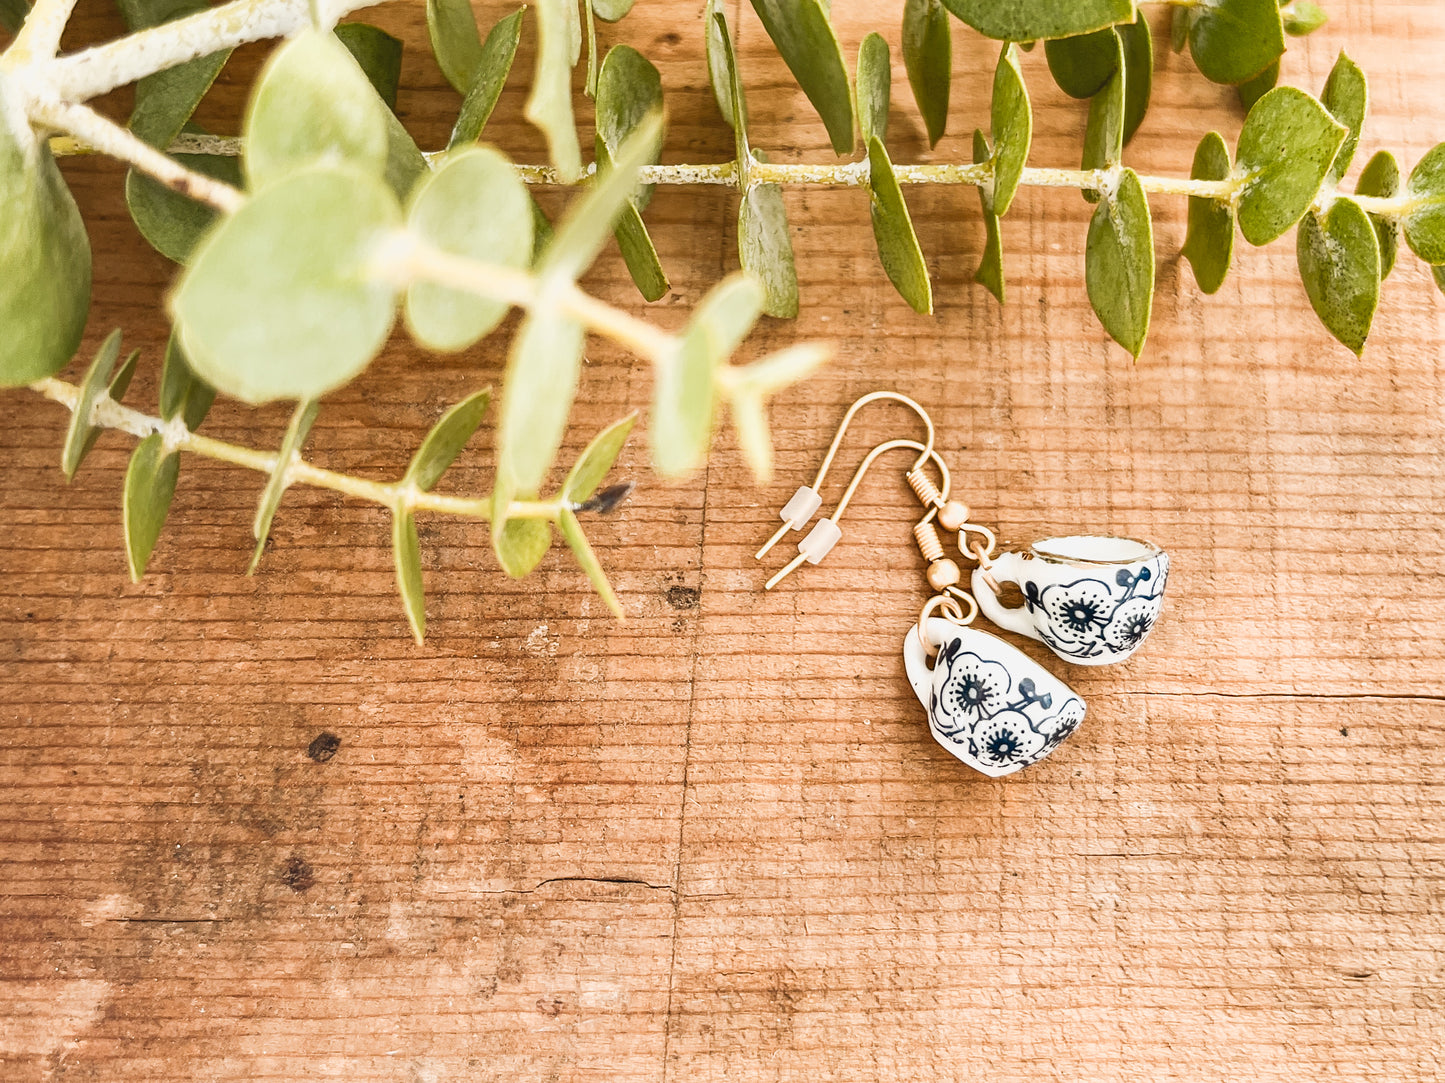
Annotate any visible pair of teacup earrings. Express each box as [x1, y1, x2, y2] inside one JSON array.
[[757, 392, 1170, 778]]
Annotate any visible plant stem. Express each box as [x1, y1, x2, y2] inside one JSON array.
[[0, 0, 77, 68], [29, 376, 563, 522]]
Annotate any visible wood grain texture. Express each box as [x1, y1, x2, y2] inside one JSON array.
[[3, 1, 1445, 1079]]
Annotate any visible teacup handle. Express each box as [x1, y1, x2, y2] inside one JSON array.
[[971, 553, 1043, 643]]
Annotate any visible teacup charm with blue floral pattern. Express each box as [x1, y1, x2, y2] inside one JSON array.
[[971, 535, 1168, 666], [904, 620, 1087, 777]]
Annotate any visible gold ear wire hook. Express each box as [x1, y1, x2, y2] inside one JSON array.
[[764, 438, 950, 591], [755, 391, 936, 560]]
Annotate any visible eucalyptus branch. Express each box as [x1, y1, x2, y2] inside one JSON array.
[[30, 375, 562, 521], [0, 0, 77, 67]]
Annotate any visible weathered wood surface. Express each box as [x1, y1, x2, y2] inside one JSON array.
[[4, 1, 1445, 1079]]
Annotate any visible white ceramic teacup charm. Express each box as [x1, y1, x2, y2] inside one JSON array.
[[904, 618, 1087, 777], [971, 535, 1169, 666]]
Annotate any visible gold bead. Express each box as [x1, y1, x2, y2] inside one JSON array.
[[926, 558, 961, 591], [938, 501, 969, 532]]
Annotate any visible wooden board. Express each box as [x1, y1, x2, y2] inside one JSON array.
[[4, 0, 1445, 1078]]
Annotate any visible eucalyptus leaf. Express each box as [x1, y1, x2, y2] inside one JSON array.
[[248, 398, 320, 574], [392, 511, 426, 642], [1081, 34, 1125, 203], [1170, 7, 1188, 54], [405, 146, 532, 351], [609, 183, 670, 301], [1182, 130, 1235, 295], [990, 44, 1031, 219], [940, 0, 1134, 42], [1284, 0, 1328, 36], [867, 136, 932, 315], [595, 45, 669, 300], [592, 0, 635, 22], [857, 32, 890, 146], [171, 164, 401, 404], [1044, 27, 1116, 100], [1237, 60, 1278, 113], [1296, 196, 1380, 356], [0, 0, 29, 34], [1119, 12, 1152, 145], [125, 152, 241, 263], [1434, 264, 1445, 297], [245, 29, 390, 190], [973, 129, 1005, 303], [61, 329, 123, 481], [122, 0, 229, 149], [558, 509, 623, 617], [123, 433, 180, 582], [749, 0, 854, 155], [902, 0, 950, 148], [494, 516, 553, 578], [335, 23, 402, 109], [1085, 168, 1154, 358], [727, 389, 772, 482], [1235, 86, 1346, 246], [525, 0, 583, 182], [1188, 0, 1285, 85], [704, 0, 740, 131], [530, 195, 555, 263], [1404, 144, 1445, 264], [709, 7, 751, 175], [728, 343, 830, 398], [564, 413, 638, 504], [447, 8, 524, 149], [67, 346, 138, 476], [406, 388, 492, 492], [1321, 51, 1366, 187], [0, 77, 92, 387], [158, 332, 215, 431], [1356, 150, 1400, 279], [425, 0, 484, 95], [497, 312, 586, 495], [739, 160, 800, 319]]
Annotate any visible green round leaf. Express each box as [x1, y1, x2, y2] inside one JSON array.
[[1086, 168, 1154, 358], [425, 0, 484, 95], [867, 136, 932, 315], [335, 23, 403, 110], [705, 0, 741, 131], [1188, 0, 1285, 85], [1356, 150, 1400, 279], [1081, 34, 1125, 200], [1236, 60, 1278, 113], [244, 29, 390, 191], [857, 32, 890, 146], [158, 332, 215, 430], [739, 164, 800, 319], [0, 81, 92, 387], [123, 432, 180, 582], [1119, 12, 1152, 145], [1321, 51, 1367, 187], [973, 129, 1005, 303], [525, 0, 583, 182], [595, 43, 664, 210], [248, 398, 320, 573], [125, 152, 241, 264], [941, 0, 1132, 41], [990, 43, 1031, 219], [1182, 131, 1235, 295], [749, 0, 855, 155], [171, 164, 401, 404], [1044, 27, 1116, 100], [1284, 1, 1328, 36], [406, 388, 492, 492], [592, 0, 635, 22], [1404, 143, 1445, 265], [1296, 196, 1380, 357], [497, 311, 586, 496], [405, 146, 532, 351], [495, 516, 553, 578], [558, 509, 622, 618], [392, 511, 427, 641], [1236, 86, 1346, 247], [564, 413, 638, 505], [61, 329, 123, 481], [447, 9, 525, 150], [902, 0, 951, 148]]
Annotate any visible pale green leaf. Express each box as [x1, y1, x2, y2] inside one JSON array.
[[494, 516, 553, 578], [448, 8, 525, 149], [1081, 33, 1125, 201], [610, 183, 669, 300], [857, 32, 890, 146], [704, 0, 740, 130], [1403, 144, 1445, 264], [392, 511, 426, 642], [1284, 1, 1327, 36], [973, 129, 1005, 303], [158, 332, 215, 431], [335, 23, 402, 110], [564, 413, 638, 504], [558, 509, 622, 617], [749, 0, 854, 155], [867, 136, 932, 315], [1188, 0, 1285, 85], [1296, 196, 1380, 356], [405, 146, 532, 351], [1236, 60, 1278, 113], [426, 0, 483, 95], [595, 45, 669, 299], [66, 345, 138, 480], [61, 329, 122, 481], [592, 0, 634, 21], [525, 0, 583, 182], [1321, 51, 1366, 187], [497, 312, 586, 495], [902, 0, 950, 148], [1236, 86, 1346, 246], [0, 77, 92, 387], [1182, 130, 1235, 295], [1119, 12, 1152, 145], [123, 432, 180, 582], [244, 29, 391, 190], [170, 164, 400, 404], [406, 388, 492, 492], [123, 0, 229, 149], [990, 43, 1031, 219], [940, 0, 1134, 41], [727, 389, 772, 481], [711, 7, 751, 173], [1356, 150, 1400, 279], [1170, 7, 1188, 53], [1086, 168, 1154, 358], [1044, 27, 1116, 100], [125, 152, 241, 264], [248, 398, 320, 574], [739, 161, 800, 319], [728, 343, 830, 399]]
